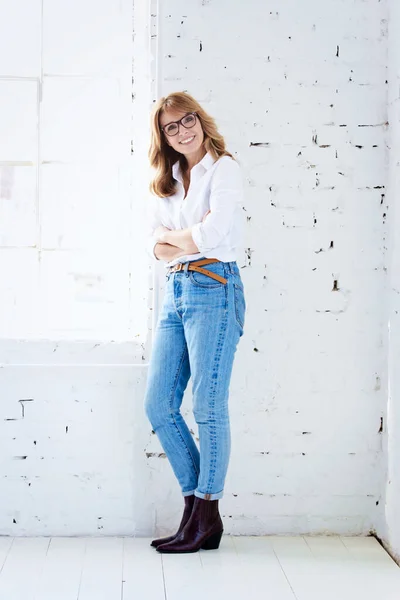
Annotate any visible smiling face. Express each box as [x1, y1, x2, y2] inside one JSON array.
[[159, 108, 205, 163]]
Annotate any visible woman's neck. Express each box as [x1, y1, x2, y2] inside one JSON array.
[[185, 147, 207, 171]]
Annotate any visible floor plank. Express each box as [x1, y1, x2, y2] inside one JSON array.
[[161, 548, 203, 599], [0, 537, 50, 600], [232, 536, 297, 599], [272, 536, 400, 600], [122, 537, 165, 600], [34, 537, 86, 600], [77, 537, 123, 600], [0, 538, 13, 574], [0, 535, 398, 600]]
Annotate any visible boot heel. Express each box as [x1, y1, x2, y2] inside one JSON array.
[[201, 530, 223, 550]]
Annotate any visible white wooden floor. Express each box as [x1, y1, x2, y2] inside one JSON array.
[[0, 535, 399, 600]]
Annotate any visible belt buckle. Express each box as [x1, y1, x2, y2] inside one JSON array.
[[176, 262, 184, 272]]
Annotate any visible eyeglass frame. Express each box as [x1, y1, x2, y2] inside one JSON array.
[[160, 112, 198, 136]]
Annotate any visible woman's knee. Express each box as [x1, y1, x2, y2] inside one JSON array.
[[144, 392, 170, 429], [144, 393, 158, 425]]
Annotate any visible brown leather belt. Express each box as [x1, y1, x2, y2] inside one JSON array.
[[168, 258, 227, 285]]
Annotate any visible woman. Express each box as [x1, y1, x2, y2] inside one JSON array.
[[144, 91, 246, 554]]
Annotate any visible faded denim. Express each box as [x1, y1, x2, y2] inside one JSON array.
[[144, 259, 246, 500]]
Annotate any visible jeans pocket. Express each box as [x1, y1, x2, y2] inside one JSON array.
[[233, 282, 246, 334], [189, 263, 226, 288]]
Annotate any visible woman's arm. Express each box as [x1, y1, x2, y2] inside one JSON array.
[[159, 228, 200, 254], [157, 210, 211, 253], [153, 242, 189, 261], [190, 158, 243, 254]]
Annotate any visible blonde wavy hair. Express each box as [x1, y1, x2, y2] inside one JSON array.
[[148, 91, 234, 198]]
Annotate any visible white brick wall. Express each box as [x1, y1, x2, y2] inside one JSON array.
[[152, 0, 389, 536], [1, 0, 399, 555], [0, 0, 154, 535], [384, 0, 400, 565]]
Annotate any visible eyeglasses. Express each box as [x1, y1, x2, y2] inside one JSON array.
[[161, 112, 197, 136]]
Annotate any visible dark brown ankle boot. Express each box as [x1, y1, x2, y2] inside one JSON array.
[[150, 494, 195, 548], [156, 496, 223, 553]]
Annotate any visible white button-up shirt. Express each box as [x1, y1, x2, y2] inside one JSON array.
[[145, 151, 244, 268]]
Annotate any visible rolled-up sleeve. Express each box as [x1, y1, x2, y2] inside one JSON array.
[[145, 196, 162, 260], [191, 158, 243, 253]]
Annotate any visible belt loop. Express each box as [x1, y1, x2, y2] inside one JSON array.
[[183, 261, 190, 277], [228, 261, 233, 274]]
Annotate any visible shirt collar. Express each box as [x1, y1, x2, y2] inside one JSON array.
[[172, 151, 216, 182]]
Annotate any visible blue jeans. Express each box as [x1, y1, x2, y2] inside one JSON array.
[[144, 259, 246, 500]]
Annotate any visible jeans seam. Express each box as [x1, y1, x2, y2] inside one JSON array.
[[233, 282, 245, 329], [204, 302, 228, 495], [169, 345, 200, 478]]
